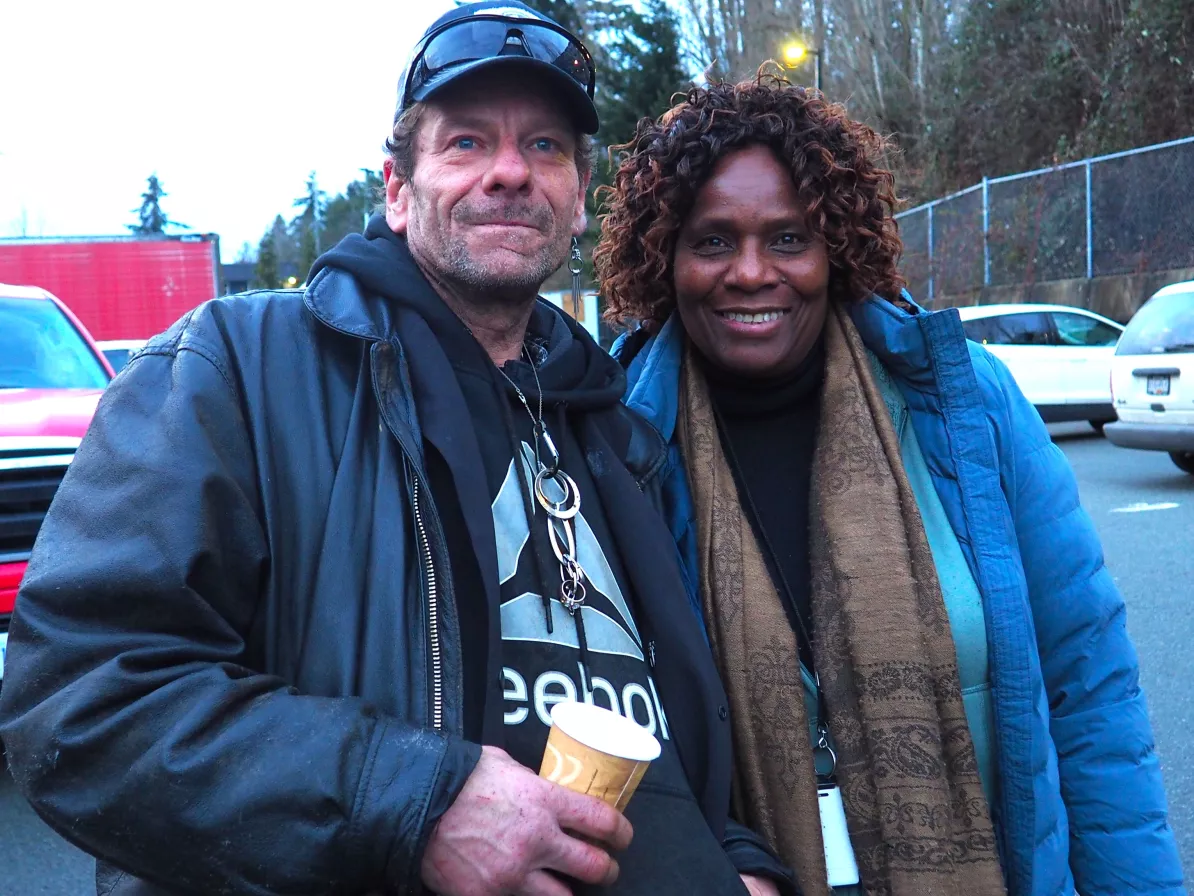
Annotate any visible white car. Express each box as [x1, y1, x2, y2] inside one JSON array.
[[1105, 282, 1194, 473], [96, 339, 148, 374], [956, 304, 1124, 430]]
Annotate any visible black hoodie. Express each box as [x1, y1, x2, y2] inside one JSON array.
[[310, 218, 765, 895]]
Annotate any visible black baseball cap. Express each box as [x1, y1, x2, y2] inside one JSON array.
[[397, 0, 599, 134]]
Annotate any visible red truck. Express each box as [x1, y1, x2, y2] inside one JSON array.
[[0, 233, 222, 341], [0, 236, 222, 687], [0, 284, 116, 687]]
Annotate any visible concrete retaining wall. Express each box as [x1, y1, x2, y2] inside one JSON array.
[[930, 267, 1194, 323]]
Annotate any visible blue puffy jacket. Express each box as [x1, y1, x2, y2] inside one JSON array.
[[614, 296, 1185, 896]]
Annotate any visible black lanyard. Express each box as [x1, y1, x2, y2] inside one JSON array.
[[712, 403, 839, 784]]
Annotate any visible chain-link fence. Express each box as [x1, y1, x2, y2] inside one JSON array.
[[895, 135, 1194, 303]]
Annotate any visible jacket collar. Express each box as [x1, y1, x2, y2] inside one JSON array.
[[621, 314, 686, 443], [847, 292, 952, 392], [303, 267, 400, 343]]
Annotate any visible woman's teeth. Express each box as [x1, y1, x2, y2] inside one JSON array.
[[720, 311, 785, 324]]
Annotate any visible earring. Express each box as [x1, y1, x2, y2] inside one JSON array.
[[569, 236, 583, 320]]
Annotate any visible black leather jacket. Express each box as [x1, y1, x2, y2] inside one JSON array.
[[0, 268, 787, 895]]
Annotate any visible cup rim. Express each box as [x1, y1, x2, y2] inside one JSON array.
[[549, 700, 662, 762]]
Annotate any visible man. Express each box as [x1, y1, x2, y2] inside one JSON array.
[[0, 3, 792, 894]]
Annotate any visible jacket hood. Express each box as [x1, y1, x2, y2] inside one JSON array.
[[309, 215, 625, 412]]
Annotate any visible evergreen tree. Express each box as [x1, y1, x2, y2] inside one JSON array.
[[253, 226, 280, 290], [269, 214, 297, 276], [322, 169, 384, 248], [128, 173, 188, 234], [595, 0, 689, 167], [292, 172, 327, 277], [518, 0, 587, 39], [588, 1, 689, 295]]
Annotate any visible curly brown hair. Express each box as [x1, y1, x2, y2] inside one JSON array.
[[595, 72, 906, 327]]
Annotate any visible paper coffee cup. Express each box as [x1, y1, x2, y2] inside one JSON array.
[[539, 701, 662, 811]]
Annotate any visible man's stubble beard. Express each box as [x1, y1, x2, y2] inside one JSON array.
[[406, 184, 571, 309]]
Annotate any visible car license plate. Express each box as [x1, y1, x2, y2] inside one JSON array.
[[0, 630, 7, 682], [1147, 375, 1171, 396]]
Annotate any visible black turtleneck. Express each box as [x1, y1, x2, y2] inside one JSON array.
[[703, 340, 825, 669]]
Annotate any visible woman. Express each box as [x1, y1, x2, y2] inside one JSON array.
[[595, 73, 1184, 896]]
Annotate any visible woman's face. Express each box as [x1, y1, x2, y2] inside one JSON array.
[[673, 145, 831, 378]]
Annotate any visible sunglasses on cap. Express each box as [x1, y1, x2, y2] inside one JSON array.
[[402, 13, 596, 111]]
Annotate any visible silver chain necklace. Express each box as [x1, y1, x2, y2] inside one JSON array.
[[497, 346, 547, 473], [497, 346, 589, 614]]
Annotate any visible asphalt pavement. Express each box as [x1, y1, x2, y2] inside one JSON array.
[[1, 425, 1192, 893], [0, 764, 93, 893]]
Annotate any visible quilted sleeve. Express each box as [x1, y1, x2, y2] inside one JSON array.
[[984, 353, 1184, 896]]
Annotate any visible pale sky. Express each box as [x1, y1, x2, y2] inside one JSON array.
[[0, 0, 456, 263]]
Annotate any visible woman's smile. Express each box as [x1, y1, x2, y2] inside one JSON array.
[[714, 307, 791, 334]]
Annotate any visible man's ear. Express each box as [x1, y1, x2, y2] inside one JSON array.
[[571, 169, 592, 237], [385, 161, 411, 235]]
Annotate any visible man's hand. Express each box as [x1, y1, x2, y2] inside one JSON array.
[[421, 746, 634, 896], [740, 873, 783, 896]]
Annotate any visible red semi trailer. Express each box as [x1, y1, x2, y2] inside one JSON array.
[[0, 233, 222, 341]]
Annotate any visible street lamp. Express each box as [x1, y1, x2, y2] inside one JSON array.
[[782, 42, 822, 92]]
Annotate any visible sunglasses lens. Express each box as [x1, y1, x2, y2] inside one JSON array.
[[520, 28, 591, 89], [416, 19, 593, 96], [421, 20, 508, 71]]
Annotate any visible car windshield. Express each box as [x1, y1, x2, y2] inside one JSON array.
[[0, 296, 110, 389], [103, 348, 133, 373], [1117, 291, 1194, 355]]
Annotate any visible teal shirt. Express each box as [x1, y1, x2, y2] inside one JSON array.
[[871, 356, 1000, 811]]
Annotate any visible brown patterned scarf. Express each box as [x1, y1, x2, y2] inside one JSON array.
[[675, 305, 1006, 896]]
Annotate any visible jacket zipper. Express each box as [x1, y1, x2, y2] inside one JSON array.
[[410, 474, 444, 731]]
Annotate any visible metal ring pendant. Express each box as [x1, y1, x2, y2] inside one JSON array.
[[534, 468, 580, 520], [547, 517, 578, 567]]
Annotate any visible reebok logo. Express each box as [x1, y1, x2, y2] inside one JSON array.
[[503, 662, 671, 741]]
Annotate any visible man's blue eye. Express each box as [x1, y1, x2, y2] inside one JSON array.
[[535, 138, 558, 152], [454, 137, 476, 150]]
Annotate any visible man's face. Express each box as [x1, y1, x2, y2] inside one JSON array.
[[385, 71, 589, 301]]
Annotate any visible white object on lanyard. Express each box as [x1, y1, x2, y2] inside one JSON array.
[[818, 784, 861, 887]]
